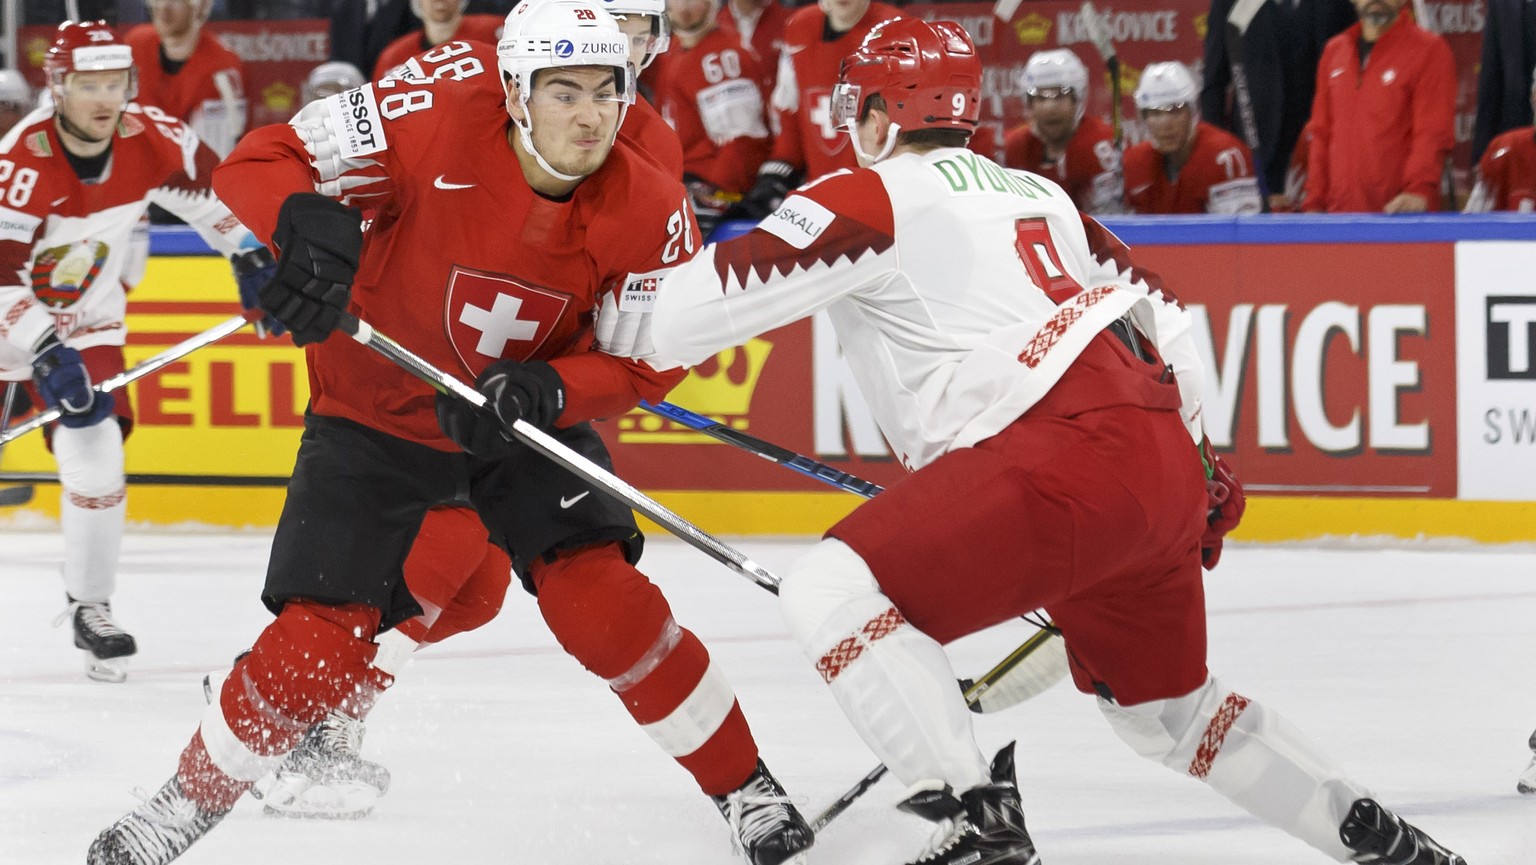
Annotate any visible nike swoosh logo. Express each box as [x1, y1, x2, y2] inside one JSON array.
[[434, 175, 475, 190], [560, 491, 590, 509], [52, 195, 68, 206]]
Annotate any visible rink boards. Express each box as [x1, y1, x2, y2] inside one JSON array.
[[1, 215, 1533, 541]]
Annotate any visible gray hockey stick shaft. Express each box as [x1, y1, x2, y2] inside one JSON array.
[[0, 309, 262, 447], [336, 312, 782, 594], [0, 381, 34, 506]]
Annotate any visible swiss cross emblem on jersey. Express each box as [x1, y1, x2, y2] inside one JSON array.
[[444, 266, 573, 376]]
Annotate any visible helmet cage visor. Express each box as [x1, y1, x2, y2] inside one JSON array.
[[830, 81, 862, 130]]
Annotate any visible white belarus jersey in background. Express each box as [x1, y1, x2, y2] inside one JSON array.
[[0, 102, 255, 378], [600, 147, 1205, 470]]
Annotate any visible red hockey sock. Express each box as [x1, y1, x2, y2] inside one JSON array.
[[534, 544, 758, 796]]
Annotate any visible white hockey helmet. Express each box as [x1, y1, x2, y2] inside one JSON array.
[[599, 0, 671, 70], [1134, 61, 1199, 137], [0, 70, 32, 108], [410, 0, 469, 19], [302, 60, 366, 104], [498, 0, 636, 182], [1021, 49, 1088, 124]]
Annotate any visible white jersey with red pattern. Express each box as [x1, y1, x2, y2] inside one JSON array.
[[599, 148, 1204, 470], [0, 103, 255, 380], [215, 64, 696, 450]]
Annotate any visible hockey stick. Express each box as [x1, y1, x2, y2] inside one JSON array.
[[1225, 0, 1266, 155], [639, 400, 886, 497], [335, 312, 782, 594], [0, 309, 263, 447], [1080, 1, 1122, 149], [0, 381, 34, 506], [809, 621, 1066, 833]]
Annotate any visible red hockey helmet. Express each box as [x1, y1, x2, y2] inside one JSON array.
[[44, 21, 137, 99], [830, 18, 981, 135]]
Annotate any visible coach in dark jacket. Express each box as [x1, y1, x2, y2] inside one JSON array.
[[1200, 0, 1356, 208], [1472, 0, 1536, 162]]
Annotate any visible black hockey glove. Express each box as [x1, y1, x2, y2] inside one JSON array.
[[32, 339, 114, 429], [230, 245, 285, 338], [435, 360, 565, 458], [724, 160, 798, 222], [265, 193, 363, 346]]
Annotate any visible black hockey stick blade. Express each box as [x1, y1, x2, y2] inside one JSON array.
[[0, 485, 35, 507]]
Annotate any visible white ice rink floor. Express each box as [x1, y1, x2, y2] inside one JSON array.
[[2, 529, 1533, 865]]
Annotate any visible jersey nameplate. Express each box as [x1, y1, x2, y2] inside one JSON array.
[[325, 85, 387, 158], [760, 195, 833, 250], [0, 206, 41, 244]]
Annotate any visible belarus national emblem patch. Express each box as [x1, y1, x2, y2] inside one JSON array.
[[31, 240, 109, 308]]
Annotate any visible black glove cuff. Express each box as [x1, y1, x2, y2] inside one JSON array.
[[758, 160, 796, 180], [231, 246, 276, 276], [273, 193, 363, 264]]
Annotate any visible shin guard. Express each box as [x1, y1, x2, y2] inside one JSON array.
[[1099, 675, 1368, 861], [52, 421, 126, 603], [534, 543, 757, 796]]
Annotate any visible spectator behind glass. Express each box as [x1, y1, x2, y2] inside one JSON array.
[[1124, 61, 1262, 214], [371, 0, 504, 79], [0, 70, 34, 136], [125, 0, 248, 157], [1466, 72, 1536, 213], [1303, 0, 1454, 213], [1003, 49, 1124, 215], [1199, 0, 1355, 211], [1471, 0, 1536, 163]]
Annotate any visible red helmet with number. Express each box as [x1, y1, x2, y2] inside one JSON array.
[[44, 21, 137, 99], [831, 18, 981, 134]]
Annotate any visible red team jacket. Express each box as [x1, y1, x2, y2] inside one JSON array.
[[1122, 122, 1262, 215], [372, 14, 505, 80], [654, 25, 771, 193], [1003, 116, 1123, 214], [212, 65, 694, 449], [1305, 16, 1456, 212], [768, 2, 901, 180], [1468, 128, 1536, 212]]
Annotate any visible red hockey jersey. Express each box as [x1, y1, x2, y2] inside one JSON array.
[[767, 2, 901, 180], [1466, 127, 1536, 213], [1305, 17, 1456, 213], [655, 25, 771, 193], [372, 14, 505, 80], [213, 64, 695, 450], [728, 0, 788, 92], [1123, 122, 1262, 215], [125, 25, 246, 156], [0, 104, 254, 377], [1003, 116, 1123, 215]]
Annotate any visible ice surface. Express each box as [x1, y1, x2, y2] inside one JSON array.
[[2, 531, 1532, 864]]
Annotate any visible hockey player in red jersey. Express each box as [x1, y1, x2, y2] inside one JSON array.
[[729, 0, 901, 220], [1122, 61, 1261, 215], [0, 22, 275, 685], [657, 0, 772, 233], [600, 18, 1468, 865], [1003, 48, 1124, 215], [87, 3, 813, 864], [126, 0, 246, 156], [371, 0, 504, 80], [1465, 75, 1536, 213]]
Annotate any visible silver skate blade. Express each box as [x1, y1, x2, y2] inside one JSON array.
[[84, 654, 128, 683]]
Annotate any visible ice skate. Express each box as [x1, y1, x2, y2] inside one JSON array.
[[712, 759, 814, 865], [57, 598, 137, 683], [1519, 730, 1536, 795], [255, 709, 391, 819], [899, 742, 1041, 865], [87, 776, 229, 865], [1339, 798, 1466, 865]]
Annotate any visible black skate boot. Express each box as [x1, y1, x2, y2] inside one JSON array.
[[257, 709, 391, 819], [87, 776, 229, 865], [712, 759, 814, 865], [1339, 798, 1467, 865], [899, 742, 1041, 865], [1519, 729, 1536, 795], [58, 597, 137, 683]]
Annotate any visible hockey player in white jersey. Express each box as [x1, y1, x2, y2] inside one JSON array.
[[0, 22, 276, 682], [599, 18, 1467, 865]]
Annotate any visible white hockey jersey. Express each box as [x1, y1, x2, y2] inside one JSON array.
[[598, 147, 1206, 471], [0, 103, 256, 380]]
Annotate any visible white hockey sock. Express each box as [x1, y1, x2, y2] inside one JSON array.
[[780, 539, 989, 793], [52, 422, 126, 604], [1099, 675, 1367, 862]]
